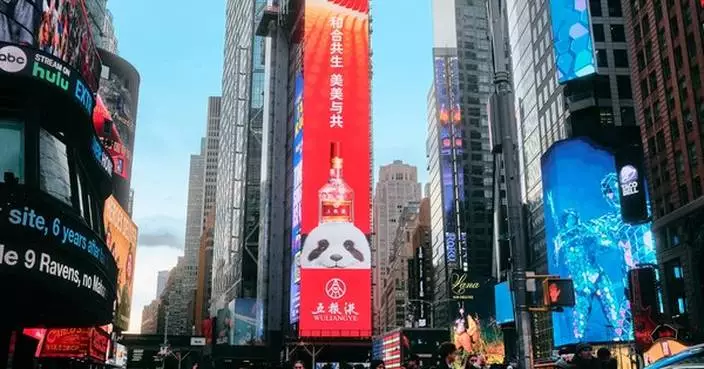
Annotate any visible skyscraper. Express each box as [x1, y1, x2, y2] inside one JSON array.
[[373, 161, 422, 333], [212, 0, 267, 312], [505, 0, 638, 357], [85, 0, 118, 53], [622, 0, 704, 339], [156, 270, 169, 298], [203, 97, 221, 225], [184, 140, 206, 269], [427, 0, 495, 327]]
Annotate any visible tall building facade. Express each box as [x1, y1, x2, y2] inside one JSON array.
[[212, 0, 267, 312], [140, 299, 160, 334], [622, 0, 704, 339], [373, 161, 422, 333], [184, 140, 206, 269], [203, 97, 222, 224], [427, 0, 495, 327], [156, 270, 170, 298], [160, 257, 192, 335], [504, 0, 638, 357], [85, 0, 118, 54]]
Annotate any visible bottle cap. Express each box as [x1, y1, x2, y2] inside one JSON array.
[[330, 141, 342, 159]]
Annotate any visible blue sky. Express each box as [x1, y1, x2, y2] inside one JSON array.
[[110, 0, 433, 331]]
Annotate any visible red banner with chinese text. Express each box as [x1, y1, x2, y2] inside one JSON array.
[[298, 0, 371, 338]]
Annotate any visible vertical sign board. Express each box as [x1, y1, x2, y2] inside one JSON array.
[[433, 54, 466, 270], [290, 74, 304, 324], [298, 0, 372, 337], [550, 0, 598, 83], [615, 146, 649, 224]]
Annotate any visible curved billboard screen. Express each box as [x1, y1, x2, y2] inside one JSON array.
[[542, 138, 656, 346], [0, 0, 101, 92]]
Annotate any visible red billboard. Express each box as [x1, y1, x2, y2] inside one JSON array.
[[297, 0, 371, 337], [39, 327, 109, 362]]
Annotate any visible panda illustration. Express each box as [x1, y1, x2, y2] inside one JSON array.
[[301, 222, 371, 269]]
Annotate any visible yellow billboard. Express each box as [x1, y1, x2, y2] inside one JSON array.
[[103, 196, 138, 331]]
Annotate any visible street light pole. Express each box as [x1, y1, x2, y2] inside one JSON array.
[[488, 1, 533, 369]]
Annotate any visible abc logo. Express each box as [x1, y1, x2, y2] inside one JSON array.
[[0, 46, 27, 73]]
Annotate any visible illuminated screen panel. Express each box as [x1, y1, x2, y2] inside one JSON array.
[[0, 0, 101, 91], [433, 54, 466, 269], [542, 138, 656, 346], [298, 0, 371, 338], [103, 196, 138, 331], [290, 74, 303, 324], [550, 0, 597, 83]]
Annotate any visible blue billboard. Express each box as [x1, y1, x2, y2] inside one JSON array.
[[542, 138, 656, 346], [290, 74, 304, 324], [494, 282, 515, 325], [551, 0, 597, 83], [433, 55, 466, 269]]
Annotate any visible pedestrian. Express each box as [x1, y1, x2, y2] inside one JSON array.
[[371, 360, 386, 369], [465, 354, 481, 369], [438, 342, 458, 369], [596, 348, 617, 369], [572, 344, 600, 369], [294, 360, 306, 369], [406, 354, 420, 369]]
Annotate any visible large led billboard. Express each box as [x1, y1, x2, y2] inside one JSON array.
[[297, 0, 371, 337], [433, 54, 466, 269], [290, 74, 303, 324], [104, 195, 138, 331], [0, 0, 102, 91], [550, 0, 597, 83], [542, 138, 656, 346]]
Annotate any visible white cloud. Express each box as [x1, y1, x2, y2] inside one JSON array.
[[127, 245, 182, 333]]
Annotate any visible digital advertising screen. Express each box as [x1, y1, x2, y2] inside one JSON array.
[[0, 0, 101, 91], [98, 56, 138, 184], [228, 298, 265, 346], [290, 73, 303, 325], [103, 195, 138, 331], [433, 54, 466, 270], [550, 0, 597, 83], [39, 327, 109, 362], [452, 293, 505, 364], [542, 138, 657, 346], [494, 281, 515, 325], [297, 0, 371, 338]]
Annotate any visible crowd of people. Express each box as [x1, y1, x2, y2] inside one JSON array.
[[363, 341, 619, 369]]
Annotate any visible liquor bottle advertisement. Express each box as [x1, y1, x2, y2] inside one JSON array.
[[298, 0, 371, 338]]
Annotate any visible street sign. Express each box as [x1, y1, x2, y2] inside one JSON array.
[[190, 337, 206, 346]]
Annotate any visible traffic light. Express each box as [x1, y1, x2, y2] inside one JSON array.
[[543, 278, 576, 308]]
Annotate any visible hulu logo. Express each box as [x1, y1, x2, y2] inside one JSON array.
[[32, 62, 68, 91]]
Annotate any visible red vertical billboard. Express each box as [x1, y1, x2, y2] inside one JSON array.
[[298, 0, 371, 337]]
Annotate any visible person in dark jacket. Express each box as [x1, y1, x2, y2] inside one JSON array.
[[370, 360, 385, 369], [596, 348, 618, 369], [572, 344, 600, 369], [438, 342, 458, 369]]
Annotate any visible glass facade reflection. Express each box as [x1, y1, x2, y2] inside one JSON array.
[[213, 0, 268, 313]]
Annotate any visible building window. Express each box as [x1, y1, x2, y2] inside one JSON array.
[[693, 177, 702, 198], [679, 184, 689, 203], [590, 0, 602, 16], [677, 297, 687, 314], [608, 0, 622, 16], [688, 144, 698, 169], [670, 119, 680, 141], [593, 24, 606, 42], [621, 106, 636, 125], [40, 129, 72, 206], [617, 76, 632, 98], [614, 49, 629, 67], [611, 25, 626, 42], [597, 49, 608, 68], [0, 120, 24, 184]]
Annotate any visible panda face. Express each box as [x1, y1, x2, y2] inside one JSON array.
[[301, 222, 371, 269]]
